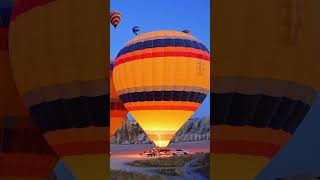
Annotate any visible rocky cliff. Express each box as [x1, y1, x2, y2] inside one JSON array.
[[111, 116, 210, 144]]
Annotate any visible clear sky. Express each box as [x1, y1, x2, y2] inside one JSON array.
[[111, 0, 211, 119]]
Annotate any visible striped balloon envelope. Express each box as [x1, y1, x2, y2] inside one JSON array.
[[211, 0, 320, 179], [110, 11, 121, 28], [113, 30, 210, 147], [0, 1, 58, 179], [110, 61, 127, 140], [9, 0, 108, 179]]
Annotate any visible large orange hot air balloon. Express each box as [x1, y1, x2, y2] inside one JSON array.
[[0, 1, 58, 178], [212, 0, 320, 179], [9, 0, 108, 179], [113, 30, 210, 147], [110, 61, 127, 140]]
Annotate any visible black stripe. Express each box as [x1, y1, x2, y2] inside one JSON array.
[[119, 91, 207, 103], [0, 8, 12, 27], [211, 93, 311, 134], [116, 38, 209, 58], [29, 95, 109, 133]]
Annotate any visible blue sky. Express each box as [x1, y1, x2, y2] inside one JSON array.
[[111, 0, 211, 119]]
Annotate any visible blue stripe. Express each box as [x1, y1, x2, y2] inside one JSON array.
[[116, 38, 209, 58], [110, 62, 114, 70]]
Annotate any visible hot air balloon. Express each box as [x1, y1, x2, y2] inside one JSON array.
[[110, 61, 127, 141], [132, 26, 140, 36], [0, 1, 58, 179], [9, 1, 108, 179], [211, 0, 320, 179], [113, 30, 210, 148], [110, 10, 121, 28], [182, 29, 190, 34]]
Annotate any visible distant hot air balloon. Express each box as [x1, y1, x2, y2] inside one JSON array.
[[182, 29, 190, 34], [9, 1, 108, 179], [212, 0, 320, 179], [110, 61, 127, 140], [113, 30, 210, 148], [132, 26, 140, 36], [0, 1, 58, 179], [110, 10, 121, 28]]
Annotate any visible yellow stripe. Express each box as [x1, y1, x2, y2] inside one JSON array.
[[9, 0, 107, 96], [62, 154, 108, 180], [113, 57, 210, 92], [211, 154, 269, 180], [44, 127, 107, 145], [130, 110, 193, 138], [212, 0, 320, 91]]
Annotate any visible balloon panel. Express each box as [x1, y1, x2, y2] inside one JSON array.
[[213, 154, 269, 180], [212, 125, 291, 179], [62, 154, 108, 180]]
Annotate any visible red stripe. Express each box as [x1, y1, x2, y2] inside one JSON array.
[[115, 51, 210, 66], [211, 139, 280, 158], [110, 110, 127, 117], [126, 105, 197, 111], [0, 28, 8, 50], [111, 16, 120, 21], [11, 0, 56, 21], [53, 141, 108, 156]]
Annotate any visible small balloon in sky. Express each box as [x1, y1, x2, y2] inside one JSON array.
[[132, 26, 140, 36], [110, 11, 121, 28], [182, 29, 191, 34]]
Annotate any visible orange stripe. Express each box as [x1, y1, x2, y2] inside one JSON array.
[[212, 125, 291, 145], [44, 127, 106, 145], [110, 110, 127, 117], [211, 139, 280, 158]]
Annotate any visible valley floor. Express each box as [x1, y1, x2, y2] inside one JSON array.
[[110, 140, 210, 180]]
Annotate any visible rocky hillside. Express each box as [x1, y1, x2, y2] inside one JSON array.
[[111, 116, 210, 144]]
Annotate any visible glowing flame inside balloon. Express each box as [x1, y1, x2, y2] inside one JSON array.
[[158, 134, 162, 147]]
